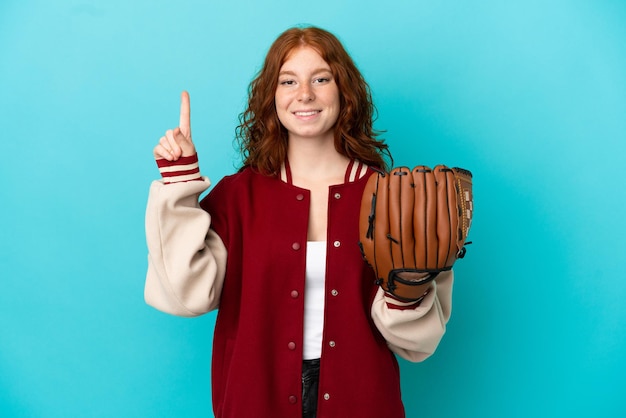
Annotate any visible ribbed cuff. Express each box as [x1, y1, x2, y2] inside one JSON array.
[[156, 154, 202, 184], [384, 287, 432, 310]]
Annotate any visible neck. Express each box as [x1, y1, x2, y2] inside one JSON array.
[[287, 135, 350, 184]]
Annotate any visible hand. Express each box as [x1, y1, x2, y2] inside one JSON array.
[[153, 91, 197, 161]]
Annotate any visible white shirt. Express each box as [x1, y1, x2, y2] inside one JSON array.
[[303, 241, 327, 360]]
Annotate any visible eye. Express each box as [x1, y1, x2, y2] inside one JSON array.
[[279, 79, 296, 86], [313, 77, 331, 84]]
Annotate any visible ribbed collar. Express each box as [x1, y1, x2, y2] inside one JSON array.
[[280, 158, 369, 185]]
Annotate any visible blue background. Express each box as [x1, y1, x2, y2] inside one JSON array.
[[1, 0, 625, 417]]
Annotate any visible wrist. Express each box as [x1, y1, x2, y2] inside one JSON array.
[[384, 287, 432, 310], [156, 154, 202, 184]]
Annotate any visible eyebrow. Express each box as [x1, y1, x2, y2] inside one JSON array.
[[278, 68, 333, 77]]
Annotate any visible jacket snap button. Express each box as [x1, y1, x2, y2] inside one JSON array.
[[289, 395, 297, 404], [296, 194, 304, 201], [329, 341, 336, 347], [292, 242, 301, 250], [334, 193, 341, 199], [323, 393, 330, 400], [290, 290, 299, 298], [333, 241, 340, 248], [288, 342, 296, 350], [331, 289, 338, 296]]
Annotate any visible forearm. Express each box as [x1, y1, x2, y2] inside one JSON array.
[[371, 270, 453, 362], [144, 157, 227, 317]]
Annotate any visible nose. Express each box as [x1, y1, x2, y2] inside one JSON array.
[[298, 84, 314, 102]]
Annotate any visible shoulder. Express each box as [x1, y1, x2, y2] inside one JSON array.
[[211, 167, 275, 193], [201, 167, 279, 209]]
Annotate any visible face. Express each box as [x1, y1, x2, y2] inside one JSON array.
[[275, 46, 340, 143]]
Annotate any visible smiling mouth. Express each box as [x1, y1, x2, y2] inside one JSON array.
[[293, 110, 320, 117]]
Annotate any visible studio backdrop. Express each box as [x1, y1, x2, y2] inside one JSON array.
[[1, 0, 625, 417]]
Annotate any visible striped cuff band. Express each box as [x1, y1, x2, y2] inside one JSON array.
[[384, 287, 431, 310], [156, 154, 202, 184]]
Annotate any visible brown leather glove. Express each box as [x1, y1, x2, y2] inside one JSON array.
[[359, 165, 473, 302]]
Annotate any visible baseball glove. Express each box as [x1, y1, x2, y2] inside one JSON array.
[[359, 165, 473, 302]]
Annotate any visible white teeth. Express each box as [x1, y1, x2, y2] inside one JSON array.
[[295, 111, 318, 116]]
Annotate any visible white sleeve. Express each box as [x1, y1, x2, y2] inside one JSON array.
[[144, 178, 227, 317], [371, 270, 453, 362]]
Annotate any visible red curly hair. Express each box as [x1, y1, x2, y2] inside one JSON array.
[[236, 26, 391, 176]]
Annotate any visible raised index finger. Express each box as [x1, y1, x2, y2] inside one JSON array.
[[179, 91, 191, 138]]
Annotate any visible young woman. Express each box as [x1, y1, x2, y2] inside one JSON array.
[[145, 26, 453, 418]]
